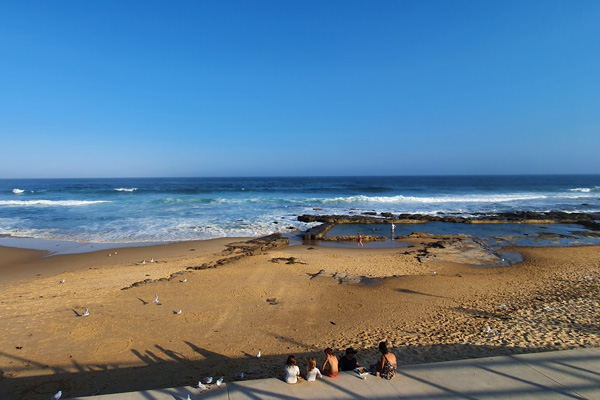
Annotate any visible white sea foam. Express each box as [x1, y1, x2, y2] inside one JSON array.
[[12, 189, 25, 194], [568, 187, 599, 193], [0, 200, 110, 206], [114, 188, 137, 192], [317, 194, 549, 204], [569, 188, 591, 193]]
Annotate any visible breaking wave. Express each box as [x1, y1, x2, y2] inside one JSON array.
[[568, 187, 599, 193], [114, 188, 137, 192], [12, 189, 25, 194], [0, 200, 110, 206], [318, 194, 548, 204]]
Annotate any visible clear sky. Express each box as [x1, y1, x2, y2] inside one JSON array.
[[1, 0, 599, 178]]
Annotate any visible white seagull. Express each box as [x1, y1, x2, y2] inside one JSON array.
[[150, 258, 155, 263], [182, 279, 187, 283], [484, 325, 497, 334], [59, 279, 65, 284], [543, 306, 554, 311], [51, 390, 62, 400], [186, 395, 191, 400], [197, 381, 207, 390], [108, 253, 112, 257], [498, 304, 508, 310], [237, 372, 245, 379], [203, 377, 213, 384], [82, 308, 90, 317], [255, 351, 261, 358], [584, 276, 594, 281], [176, 309, 182, 315], [153, 294, 159, 304], [216, 377, 223, 388]]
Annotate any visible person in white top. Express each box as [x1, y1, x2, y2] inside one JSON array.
[[306, 357, 322, 382], [285, 355, 301, 384]]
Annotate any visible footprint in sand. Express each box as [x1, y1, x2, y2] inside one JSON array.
[[95, 339, 132, 355]]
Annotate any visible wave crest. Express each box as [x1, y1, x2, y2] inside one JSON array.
[[114, 188, 137, 192], [12, 189, 25, 194], [318, 194, 548, 204], [0, 200, 110, 206], [568, 187, 599, 193]]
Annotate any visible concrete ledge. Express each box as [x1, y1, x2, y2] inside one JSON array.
[[67, 348, 600, 400]]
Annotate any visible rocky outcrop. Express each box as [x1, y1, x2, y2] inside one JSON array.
[[121, 234, 289, 290], [187, 233, 289, 270], [304, 223, 334, 240], [321, 235, 387, 242], [298, 212, 600, 238]]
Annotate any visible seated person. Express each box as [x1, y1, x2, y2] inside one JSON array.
[[322, 348, 339, 377], [369, 342, 397, 380], [339, 347, 360, 371], [285, 355, 301, 384], [306, 357, 322, 382]]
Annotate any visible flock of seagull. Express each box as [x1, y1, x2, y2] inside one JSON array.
[[71, 255, 193, 317]]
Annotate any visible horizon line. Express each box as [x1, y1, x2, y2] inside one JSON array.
[[1, 173, 599, 180]]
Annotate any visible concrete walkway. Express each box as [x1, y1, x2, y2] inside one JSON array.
[[68, 348, 600, 400]]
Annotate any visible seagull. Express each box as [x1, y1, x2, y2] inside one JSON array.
[[51, 390, 62, 400], [141, 260, 146, 265], [176, 310, 182, 315], [237, 372, 245, 379], [108, 253, 112, 257], [150, 258, 155, 263], [543, 306, 554, 311], [255, 351, 261, 358], [182, 279, 187, 283], [197, 381, 207, 390], [59, 279, 65, 284], [584, 276, 594, 281], [203, 377, 213, 384], [484, 325, 497, 334], [216, 377, 223, 388], [114, 251, 117, 255], [186, 395, 191, 400], [153, 294, 159, 304], [82, 308, 90, 317], [498, 304, 508, 310]]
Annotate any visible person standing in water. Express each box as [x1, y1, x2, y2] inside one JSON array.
[[357, 233, 364, 247]]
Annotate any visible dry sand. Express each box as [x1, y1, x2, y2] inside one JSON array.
[[0, 237, 599, 400]]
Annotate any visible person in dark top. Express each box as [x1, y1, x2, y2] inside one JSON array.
[[339, 347, 360, 371]]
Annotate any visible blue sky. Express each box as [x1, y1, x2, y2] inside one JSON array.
[[1, 0, 598, 178]]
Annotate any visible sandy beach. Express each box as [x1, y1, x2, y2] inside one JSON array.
[[0, 237, 599, 400]]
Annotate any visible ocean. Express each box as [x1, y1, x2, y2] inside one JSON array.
[[0, 175, 599, 245]]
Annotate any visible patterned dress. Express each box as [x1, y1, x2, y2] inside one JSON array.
[[380, 354, 397, 380]]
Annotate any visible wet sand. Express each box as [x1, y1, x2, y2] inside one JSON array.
[[0, 238, 598, 399]]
